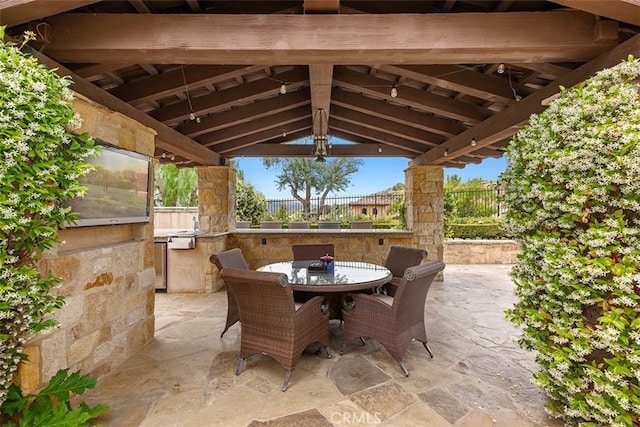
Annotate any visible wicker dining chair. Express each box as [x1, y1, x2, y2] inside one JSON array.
[[209, 248, 249, 337], [220, 267, 332, 391], [340, 261, 446, 377], [291, 243, 335, 261], [381, 245, 428, 296]]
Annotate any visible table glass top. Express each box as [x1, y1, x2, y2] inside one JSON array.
[[257, 260, 391, 286]]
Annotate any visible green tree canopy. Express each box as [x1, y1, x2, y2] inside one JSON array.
[[236, 179, 266, 225], [263, 157, 363, 219], [153, 162, 198, 207]]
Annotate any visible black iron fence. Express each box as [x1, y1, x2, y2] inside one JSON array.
[[445, 187, 506, 218], [265, 192, 404, 221], [264, 187, 505, 221]]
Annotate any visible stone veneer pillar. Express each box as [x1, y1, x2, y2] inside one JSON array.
[[197, 166, 236, 233], [15, 94, 156, 394], [405, 165, 445, 264]]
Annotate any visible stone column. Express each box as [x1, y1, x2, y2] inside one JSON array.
[[197, 166, 236, 233], [405, 165, 445, 263]]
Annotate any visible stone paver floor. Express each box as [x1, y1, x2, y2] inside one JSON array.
[[84, 264, 564, 426]]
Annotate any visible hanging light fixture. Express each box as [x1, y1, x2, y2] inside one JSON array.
[[180, 65, 200, 123], [279, 82, 287, 95], [390, 85, 398, 98], [311, 109, 331, 162]]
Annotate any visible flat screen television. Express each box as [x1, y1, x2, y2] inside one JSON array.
[[64, 142, 152, 227]]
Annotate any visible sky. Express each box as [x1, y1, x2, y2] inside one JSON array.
[[235, 154, 507, 199]]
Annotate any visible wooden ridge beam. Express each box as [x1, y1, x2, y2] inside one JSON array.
[[309, 64, 333, 135], [41, 11, 617, 64]]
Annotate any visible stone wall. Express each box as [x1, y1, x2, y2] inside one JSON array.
[[154, 207, 199, 231], [15, 94, 157, 393], [225, 231, 415, 270], [444, 239, 520, 264], [164, 234, 227, 293]]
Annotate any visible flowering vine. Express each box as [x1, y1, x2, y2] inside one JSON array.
[[0, 28, 96, 405], [500, 57, 640, 426]]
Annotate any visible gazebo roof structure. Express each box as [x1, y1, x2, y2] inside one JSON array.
[[2, 0, 639, 168]]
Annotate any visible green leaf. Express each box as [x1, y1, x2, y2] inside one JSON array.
[[38, 370, 97, 404], [0, 384, 28, 417]]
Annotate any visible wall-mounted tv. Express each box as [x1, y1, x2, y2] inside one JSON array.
[[64, 142, 152, 227]]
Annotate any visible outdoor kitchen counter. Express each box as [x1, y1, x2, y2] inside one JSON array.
[[152, 228, 418, 293]]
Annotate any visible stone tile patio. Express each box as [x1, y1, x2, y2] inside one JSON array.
[[84, 264, 564, 426]]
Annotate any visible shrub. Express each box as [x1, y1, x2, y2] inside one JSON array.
[[0, 27, 97, 409], [500, 57, 640, 426]]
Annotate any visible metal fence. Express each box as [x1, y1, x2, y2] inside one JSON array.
[[266, 192, 404, 221], [265, 187, 505, 221], [445, 187, 506, 218]]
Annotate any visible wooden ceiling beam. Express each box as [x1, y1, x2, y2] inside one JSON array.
[[212, 118, 312, 154], [330, 118, 425, 154], [380, 64, 533, 104], [70, 63, 132, 79], [198, 106, 310, 146], [412, 33, 640, 165], [227, 142, 415, 158], [41, 11, 618, 64], [21, 47, 219, 165], [331, 89, 466, 137], [177, 88, 310, 137], [309, 64, 333, 135], [329, 131, 416, 157], [549, 0, 640, 26], [512, 63, 575, 79], [0, 0, 100, 26], [110, 65, 266, 104], [151, 68, 309, 124], [333, 67, 490, 124], [330, 105, 443, 146], [303, 0, 340, 13]]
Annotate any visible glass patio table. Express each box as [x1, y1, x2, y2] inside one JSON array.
[[257, 260, 392, 293]]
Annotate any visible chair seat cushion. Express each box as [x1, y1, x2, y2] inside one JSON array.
[[371, 293, 394, 306]]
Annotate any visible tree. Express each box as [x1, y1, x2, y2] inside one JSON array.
[[500, 58, 640, 425], [263, 157, 363, 219], [236, 179, 266, 225], [154, 162, 198, 207]]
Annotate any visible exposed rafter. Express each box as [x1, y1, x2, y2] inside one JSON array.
[[1, 0, 637, 167]]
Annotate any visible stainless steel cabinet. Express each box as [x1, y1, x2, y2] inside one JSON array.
[[154, 242, 167, 290]]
